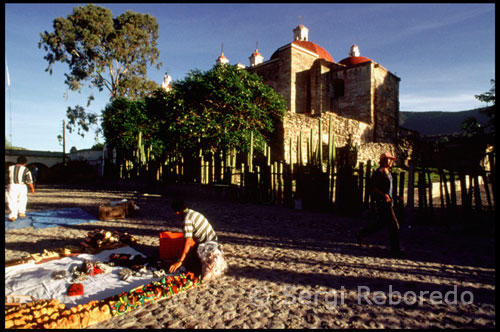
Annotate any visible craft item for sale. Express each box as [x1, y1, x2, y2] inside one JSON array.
[[67, 283, 84, 296], [50, 270, 67, 280]]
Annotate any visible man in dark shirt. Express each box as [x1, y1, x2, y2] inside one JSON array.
[[356, 152, 405, 258]]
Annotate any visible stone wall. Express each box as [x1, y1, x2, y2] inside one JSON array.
[[373, 64, 400, 142], [333, 64, 373, 124], [291, 45, 317, 114], [282, 112, 393, 165]]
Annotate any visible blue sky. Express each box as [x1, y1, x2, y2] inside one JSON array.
[[4, 3, 495, 152]]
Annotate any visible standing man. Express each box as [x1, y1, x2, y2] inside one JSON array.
[[356, 152, 405, 258], [168, 199, 218, 276], [6, 156, 35, 222]]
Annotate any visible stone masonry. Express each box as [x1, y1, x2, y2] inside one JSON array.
[[246, 25, 401, 166]]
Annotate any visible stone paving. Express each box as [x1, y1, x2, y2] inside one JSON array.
[[5, 183, 495, 329]]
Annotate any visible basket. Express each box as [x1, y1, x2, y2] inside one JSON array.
[[159, 232, 185, 259]]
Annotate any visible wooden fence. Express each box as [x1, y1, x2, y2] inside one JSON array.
[[115, 120, 495, 223]]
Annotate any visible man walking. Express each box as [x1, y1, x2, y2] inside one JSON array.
[[356, 152, 405, 258], [6, 156, 35, 222]]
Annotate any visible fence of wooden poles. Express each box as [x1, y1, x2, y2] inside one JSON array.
[[116, 119, 495, 221]]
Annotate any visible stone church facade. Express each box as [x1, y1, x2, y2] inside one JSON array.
[[240, 25, 401, 165]]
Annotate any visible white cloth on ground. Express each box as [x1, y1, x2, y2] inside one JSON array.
[[5, 246, 179, 307]]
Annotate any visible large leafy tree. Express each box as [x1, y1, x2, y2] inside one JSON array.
[[158, 64, 286, 156], [462, 79, 496, 136], [101, 97, 162, 162], [38, 4, 162, 138]]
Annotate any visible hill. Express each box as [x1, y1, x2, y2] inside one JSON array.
[[399, 108, 491, 136]]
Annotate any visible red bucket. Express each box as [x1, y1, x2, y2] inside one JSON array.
[[159, 231, 185, 259]]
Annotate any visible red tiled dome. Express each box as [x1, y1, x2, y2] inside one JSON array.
[[292, 40, 334, 62], [271, 40, 334, 62], [339, 55, 372, 66]]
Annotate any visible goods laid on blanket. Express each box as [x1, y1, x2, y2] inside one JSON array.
[[5, 273, 201, 329], [5, 229, 138, 267], [5, 228, 202, 329]]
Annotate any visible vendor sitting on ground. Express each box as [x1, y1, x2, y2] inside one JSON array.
[[168, 199, 218, 276]]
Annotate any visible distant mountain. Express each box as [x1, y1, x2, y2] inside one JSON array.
[[399, 108, 491, 136]]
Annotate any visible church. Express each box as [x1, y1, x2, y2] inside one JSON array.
[[246, 24, 401, 165], [245, 24, 401, 164], [164, 24, 402, 165]]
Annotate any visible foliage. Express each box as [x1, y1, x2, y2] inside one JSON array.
[[38, 4, 162, 138], [468, 79, 496, 135], [475, 79, 495, 105], [461, 116, 483, 137], [5, 137, 27, 150], [476, 79, 495, 134], [101, 97, 163, 161], [153, 64, 286, 156], [91, 143, 105, 150]]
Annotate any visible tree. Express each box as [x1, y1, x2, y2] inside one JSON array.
[[157, 64, 286, 156], [38, 4, 162, 138], [462, 79, 496, 137], [101, 97, 162, 162], [5, 137, 13, 149], [475, 79, 495, 105], [474, 79, 495, 134]]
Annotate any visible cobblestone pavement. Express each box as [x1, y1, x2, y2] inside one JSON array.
[[5, 183, 495, 329]]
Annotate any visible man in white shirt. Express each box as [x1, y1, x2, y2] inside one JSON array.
[[6, 156, 35, 222]]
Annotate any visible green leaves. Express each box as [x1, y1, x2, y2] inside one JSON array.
[[39, 4, 162, 138], [152, 64, 286, 155]]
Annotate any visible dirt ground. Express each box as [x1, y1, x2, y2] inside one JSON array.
[[4, 181, 496, 329]]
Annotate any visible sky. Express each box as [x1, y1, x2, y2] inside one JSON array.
[[4, 3, 495, 152]]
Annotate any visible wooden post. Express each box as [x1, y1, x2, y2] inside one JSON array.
[[248, 131, 254, 173], [449, 170, 457, 208], [459, 172, 468, 211], [359, 162, 365, 205], [398, 171, 405, 202], [438, 170, 446, 209], [297, 131, 303, 166], [392, 171, 399, 202], [364, 160, 372, 209], [418, 172, 425, 210], [407, 161, 415, 210], [426, 170, 433, 211], [318, 118, 322, 170], [473, 173, 482, 210], [481, 170, 493, 209], [278, 162, 283, 205]]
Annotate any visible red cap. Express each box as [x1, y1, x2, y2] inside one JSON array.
[[380, 152, 396, 160]]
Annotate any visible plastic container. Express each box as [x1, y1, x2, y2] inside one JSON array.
[[159, 232, 185, 259]]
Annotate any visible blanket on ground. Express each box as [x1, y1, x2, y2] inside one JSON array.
[[5, 208, 99, 230], [5, 246, 178, 307]]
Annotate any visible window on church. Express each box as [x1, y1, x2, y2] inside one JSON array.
[[332, 79, 345, 98]]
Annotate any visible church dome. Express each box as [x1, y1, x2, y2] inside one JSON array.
[[338, 55, 372, 66], [270, 40, 334, 62], [270, 25, 334, 63], [339, 44, 372, 66]]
